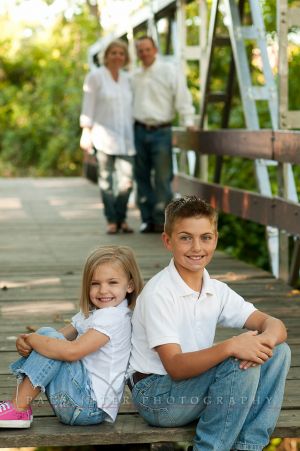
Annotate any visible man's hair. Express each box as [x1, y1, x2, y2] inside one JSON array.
[[164, 196, 218, 235], [135, 35, 157, 49], [80, 245, 143, 316]]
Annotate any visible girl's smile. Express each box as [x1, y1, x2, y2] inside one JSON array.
[[89, 262, 134, 309]]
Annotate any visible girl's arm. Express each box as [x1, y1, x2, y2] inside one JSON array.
[[16, 324, 78, 357], [25, 328, 109, 362], [59, 324, 78, 341]]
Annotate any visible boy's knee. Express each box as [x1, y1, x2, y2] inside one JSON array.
[[274, 342, 291, 366], [219, 357, 261, 385]]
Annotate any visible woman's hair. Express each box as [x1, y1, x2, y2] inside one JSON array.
[[80, 245, 143, 316], [103, 39, 130, 67], [164, 196, 218, 236]]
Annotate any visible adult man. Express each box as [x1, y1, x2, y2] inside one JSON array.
[[132, 36, 195, 233]]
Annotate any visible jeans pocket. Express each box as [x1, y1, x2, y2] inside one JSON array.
[[137, 401, 174, 427], [49, 391, 80, 425], [133, 376, 176, 427], [73, 407, 105, 426]]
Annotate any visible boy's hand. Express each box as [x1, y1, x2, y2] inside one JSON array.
[[238, 331, 277, 370], [16, 333, 32, 357], [255, 331, 277, 349], [229, 330, 273, 367]]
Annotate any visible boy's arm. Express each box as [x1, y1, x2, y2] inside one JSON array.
[[244, 310, 287, 348], [25, 329, 109, 361], [156, 329, 273, 380], [156, 311, 287, 380], [238, 310, 288, 370]]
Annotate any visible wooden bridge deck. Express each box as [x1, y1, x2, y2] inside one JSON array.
[[0, 177, 299, 447]]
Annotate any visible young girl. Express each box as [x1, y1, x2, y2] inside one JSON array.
[[0, 245, 143, 428]]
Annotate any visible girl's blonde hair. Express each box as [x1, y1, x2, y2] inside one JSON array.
[[80, 245, 143, 316], [103, 39, 130, 67]]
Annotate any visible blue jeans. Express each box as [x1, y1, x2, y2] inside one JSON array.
[[97, 151, 134, 224], [10, 327, 106, 426], [131, 343, 291, 450], [134, 123, 173, 225]]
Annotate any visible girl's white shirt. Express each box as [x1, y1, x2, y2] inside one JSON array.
[[71, 299, 132, 422], [80, 66, 135, 156]]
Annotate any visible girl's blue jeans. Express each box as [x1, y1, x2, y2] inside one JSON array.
[[131, 342, 291, 451], [10, 327, 106, 425]]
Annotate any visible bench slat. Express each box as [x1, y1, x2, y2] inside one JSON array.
[[0, 410, 300, 447]]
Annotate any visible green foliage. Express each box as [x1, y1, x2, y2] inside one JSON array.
[[183, 0, 300, 273], [1, 0, 300, 276], [218, 213, 270, 271], [0, 4, 100, 176]]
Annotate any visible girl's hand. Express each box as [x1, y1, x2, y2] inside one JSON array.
[[16, 333, 32, 357], [229, 330, 273, 365]]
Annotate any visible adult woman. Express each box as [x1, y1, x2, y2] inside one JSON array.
[[80, 40, 135, 234]]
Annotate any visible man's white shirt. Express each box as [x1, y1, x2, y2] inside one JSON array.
[[132, 58, 195, 127]]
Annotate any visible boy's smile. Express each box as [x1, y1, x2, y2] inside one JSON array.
[[162, 216, 218, 290]]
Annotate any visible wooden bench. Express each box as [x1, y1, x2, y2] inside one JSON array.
[[0, 178, 299, 448], [0, 384, 300, 448]]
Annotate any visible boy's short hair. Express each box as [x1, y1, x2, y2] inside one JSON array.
[[164, 196, 218, 235]]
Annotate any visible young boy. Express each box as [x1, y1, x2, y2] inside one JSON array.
[[128, 195, 291, 451]]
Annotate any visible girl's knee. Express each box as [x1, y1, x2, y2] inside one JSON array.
[[36, 327, 61, 338]]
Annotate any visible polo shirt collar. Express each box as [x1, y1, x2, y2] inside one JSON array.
[[201, 269, 215, 297], [168, 258, 215, 297]]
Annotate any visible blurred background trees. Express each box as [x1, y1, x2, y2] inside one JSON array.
[[0, 0, 299, 275], [0, 0, 100, 176]]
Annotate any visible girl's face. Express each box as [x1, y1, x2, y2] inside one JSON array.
[[89, 261, 134, 309], [105, 45, 127, 70]]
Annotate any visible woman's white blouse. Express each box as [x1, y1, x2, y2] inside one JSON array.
[[80, 66, 135, 156]]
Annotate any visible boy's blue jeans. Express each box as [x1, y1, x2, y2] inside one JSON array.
[[131, 342, 291, 451], [10, 327, 106, 425]]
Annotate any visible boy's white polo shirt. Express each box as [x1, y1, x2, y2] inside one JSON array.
[[129, 259, 256, 376]]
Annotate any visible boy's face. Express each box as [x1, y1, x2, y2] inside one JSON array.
[[162, 216, 218, 283]]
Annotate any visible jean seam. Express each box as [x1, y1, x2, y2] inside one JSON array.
[[13, 359, 61, 393], [217, 359, 238, 450]]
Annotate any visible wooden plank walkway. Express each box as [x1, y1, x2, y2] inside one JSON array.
[[0, 177, 299, 447]]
